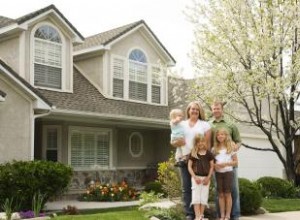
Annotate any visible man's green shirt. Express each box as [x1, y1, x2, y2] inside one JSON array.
[[209, 116, 241, 144]]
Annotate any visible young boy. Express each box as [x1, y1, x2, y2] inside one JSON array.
[[169, 108, 185, 166]]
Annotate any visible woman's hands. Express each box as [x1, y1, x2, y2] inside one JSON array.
[[171, 137, 185, 147]]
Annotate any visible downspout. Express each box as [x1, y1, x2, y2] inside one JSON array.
[[31, 106, 54, 160]]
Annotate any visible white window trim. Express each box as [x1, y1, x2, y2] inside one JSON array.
[[67, 126, 113, 171], [30, 22, 66, 92], [129, 132, 143, 158], [110, 52, 167, 105], [42, 125, 62, 162]]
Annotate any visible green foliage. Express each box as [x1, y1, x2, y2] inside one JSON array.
[[143, 204, 185, 220], [256, 176, 299, 198], [239, 178, 262, 214], [139, 191, 164, 206], [157, 154, 181, 199], [144, 181, 165, 195], [1, 198, 14, 220], [32, 191, 46, 217], [78, 181, 139, 202], [0, 160, 73, 210]]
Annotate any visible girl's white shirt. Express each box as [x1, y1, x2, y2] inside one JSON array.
[[181, 119, 211, 156], [215, 148, 236, 173]]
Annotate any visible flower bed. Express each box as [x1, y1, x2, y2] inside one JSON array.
[[78, 181, 139, 202]]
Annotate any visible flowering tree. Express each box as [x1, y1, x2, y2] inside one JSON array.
[[186, 0, 300, 183]]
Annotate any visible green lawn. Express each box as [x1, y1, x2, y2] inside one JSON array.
[[51, 199, 300, 219], [52, 207, 148, 220], [262, 198, 300, 213]]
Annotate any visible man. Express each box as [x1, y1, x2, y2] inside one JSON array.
[[210, 100, 241, 220]]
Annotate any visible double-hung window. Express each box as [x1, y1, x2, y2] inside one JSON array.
[[129, 49, 148, 101], [33, 25, 62, 89], [111, 49, 166, 104]]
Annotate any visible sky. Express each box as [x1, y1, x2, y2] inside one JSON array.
[[1, 0, 196, 78]]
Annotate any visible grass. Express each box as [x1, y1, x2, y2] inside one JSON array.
[[262, 198, 300, 213], [50, 198, 300, 219], [52, 206, 148, 220]]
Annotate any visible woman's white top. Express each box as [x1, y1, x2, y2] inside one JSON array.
[[181, 119, 211, 156], [215, 148, 236, 173]]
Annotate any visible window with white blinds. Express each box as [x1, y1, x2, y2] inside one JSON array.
[[69, 128, 110, 169], [33, 25, 62, 89], [111, 49, 166, 104], [151, 67, 161, 103], [113, 58, 124, 98]]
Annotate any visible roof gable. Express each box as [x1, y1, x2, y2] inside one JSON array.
[[74, 20, 175, 65], [0, 59, 52, 108], [0, 4, 84, 42]]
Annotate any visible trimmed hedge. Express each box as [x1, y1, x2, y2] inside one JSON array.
[[256, 176, 298, 198], [0, 160, 73, 211], [239, 178, 262, 215]]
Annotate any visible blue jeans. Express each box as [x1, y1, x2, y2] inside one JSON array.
[[179, 163, 194, 217], [214, 167, 240, 219], [231, 167, 240, 219]]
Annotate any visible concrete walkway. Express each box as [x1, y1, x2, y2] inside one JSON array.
[[45, 200, 300, 219]]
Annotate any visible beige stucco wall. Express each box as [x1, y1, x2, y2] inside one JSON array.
[[0, 36, 20, 73], [75, 56, 103, 91], [110, 31, 162, 64], [116, 128, 169, 168], [0, 77, 33, 163]]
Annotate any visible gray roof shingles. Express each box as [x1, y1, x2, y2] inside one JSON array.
[[0, 4, 84, 41], [37, 67, 169, 120], [74, 20, 176, 64]]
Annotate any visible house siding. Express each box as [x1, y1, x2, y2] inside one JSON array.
[[75, 55, 103, 91], [239, 135, 285, 180], [0, 77, 33, 163], [110, 31, 163, 64], [0, 36, 20, 73]]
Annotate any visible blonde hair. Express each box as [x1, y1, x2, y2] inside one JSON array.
[[213, 128, 233, 155], [186, 101, 206, 120], [169, 108, 184, 120], [191, 134, 207, 158]]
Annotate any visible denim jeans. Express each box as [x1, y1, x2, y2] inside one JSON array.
[[179, 163, 195, 218], [214, 167, 240, 219], [231, 167, 240, 219]]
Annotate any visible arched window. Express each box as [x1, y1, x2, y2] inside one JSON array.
[[128, 49, 147, 101], [129, 132, 143, 158], [33, 25, 62, 89]]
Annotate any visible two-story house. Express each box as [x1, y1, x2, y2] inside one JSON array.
[[1, 4, 290, 194], [0, 4, 175, 192]]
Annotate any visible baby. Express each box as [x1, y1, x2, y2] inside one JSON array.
[[169, 108, 185, 167]]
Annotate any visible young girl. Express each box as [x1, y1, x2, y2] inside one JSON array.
[[188, 134, 214, 220], [213, 128, 238, 220]]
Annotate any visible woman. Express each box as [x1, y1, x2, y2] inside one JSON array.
[[172, 101, 211, 220]]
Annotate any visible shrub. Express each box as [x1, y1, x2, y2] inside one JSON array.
[[144, 181, 165, 195], [239, 178, 262, 215], [144, 203, 185, 220], [157, 154, 181, 199], [78, 181, 139, 202], [0, 160, 73, 210], [139, 191, 164, 206], [256, 176, 298, 198]]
